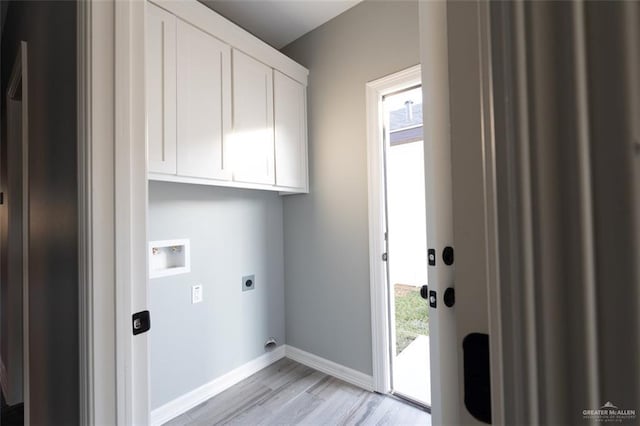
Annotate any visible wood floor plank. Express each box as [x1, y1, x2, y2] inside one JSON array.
[[222, 402, 272, 425], [187, 383, 273, 425], [257, 391, 324, 425], [342, 391, 389, 425], [307, 376, 364, 400], [261, 362, 313, 390], [162, 359, 430, 426], [257, 368, 326, 412], [161, 412, 193, 426], [300, 385, 370, 425]]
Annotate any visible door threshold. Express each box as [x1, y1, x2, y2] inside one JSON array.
[[389, 391, 431, 413]]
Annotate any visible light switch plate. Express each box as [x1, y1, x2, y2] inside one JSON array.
[[192, 284, 203, 304]]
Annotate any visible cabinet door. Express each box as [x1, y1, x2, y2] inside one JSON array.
[[274, 71, 308, 191], [231, 50, 275, 185], [177, 20, 231, 180], [146, 3, 177, 174]]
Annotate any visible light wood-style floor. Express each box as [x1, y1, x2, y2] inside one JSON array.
[[164, 358, 431, 426]]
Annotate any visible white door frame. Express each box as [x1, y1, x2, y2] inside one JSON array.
[[76, 1, 502, 425], [78, 0, 149, 424], [366, 64, 422, 395]]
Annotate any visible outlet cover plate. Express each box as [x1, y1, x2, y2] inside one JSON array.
[[192, 284, 203, 304], [242, 275, 255, 292]]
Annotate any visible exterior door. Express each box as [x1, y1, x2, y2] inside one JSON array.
[[419, 1, 497, 424]]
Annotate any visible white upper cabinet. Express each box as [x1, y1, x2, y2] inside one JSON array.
[[230, 50, 275, 185], [146, 0, 309, 193], [146, 3, 177, 175], [176, 20, 231, 180], [274, 71, 308, 191]]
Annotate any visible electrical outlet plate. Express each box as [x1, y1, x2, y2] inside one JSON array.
[[242, 274, 255, 292], [192, 284, 203, 304]]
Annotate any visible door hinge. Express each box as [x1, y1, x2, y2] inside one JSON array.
[[132, 310, 151, 335]]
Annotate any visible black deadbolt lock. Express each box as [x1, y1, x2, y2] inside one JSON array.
[[429, 290, 437, 309], [428, 249, 436, 266], [443, 246, 454, 266], [245, 279, 253, 287], [444, 287, 455, 307]]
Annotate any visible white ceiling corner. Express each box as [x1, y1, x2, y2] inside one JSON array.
[[199, 0, 363, 49]]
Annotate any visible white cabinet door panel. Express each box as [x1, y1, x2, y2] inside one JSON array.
[[177, 20, 231, 180], [274, 71, 307, 190], [231, 50, 275, 185], [146, 3, 177, 174]]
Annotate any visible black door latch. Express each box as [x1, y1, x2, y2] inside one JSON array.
[[421, 285, 437, 308], [132, 310, 151, 335], [420, 285, 429, 300]]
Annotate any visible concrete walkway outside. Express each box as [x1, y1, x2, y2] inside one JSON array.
[[393, 334, 431, 406]]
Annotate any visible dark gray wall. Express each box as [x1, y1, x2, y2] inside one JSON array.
[[148, 182, 285, 409], [280, 0, 419, 376], [1, 1, 78, 423]]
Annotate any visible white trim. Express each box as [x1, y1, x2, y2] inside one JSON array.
[[82, 1, 119, 424], [285, 345, 374, 392], [365, 65, 421, 394], [148, 0, 308, 86], [150, 346, 286, 426], [115, 0, 150, 424]]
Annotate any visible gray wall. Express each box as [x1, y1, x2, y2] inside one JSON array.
[[148, 182, 285, 409], [280, 0, 419, 376], [1, 1, 78, 423]]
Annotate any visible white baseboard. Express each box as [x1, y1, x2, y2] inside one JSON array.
[[0, 359, 7, 398], [150, 345, 286, 426], [284, 345, 374, 392]]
